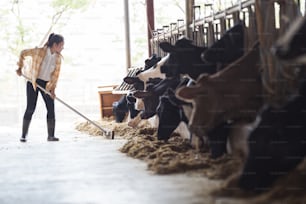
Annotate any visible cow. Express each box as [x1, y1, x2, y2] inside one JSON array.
[[156, 88, 208, 150], [132, 76, 200, 147], [124, 54, 162, 91], [238, 81, 306, 192], [157, 88, 248, 159], [112, 94, 139, 123], [120, 54, 164, 127], [126, 78, 163, 128], [125, 54, 168, 111], [126, 93, 140, 119], [153, 78, 190, 140], [124, 55, 168, 92], [159, 38, 209, 79], [132, 78, 164, 119], [162, 88, 249, 159], [156, 95, 189, 141], [235, 14, 306, 192], [174, 42, 262, 161], [159, 22, 245, 80], [125, 55, 170, 128], [176, 42, 262, 136]]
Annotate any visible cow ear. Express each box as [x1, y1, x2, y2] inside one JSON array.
[[133, 91, 152, 98], [159, 42, 174, 52], [124, 76, 138, 84], [175, 86, 198, 101]]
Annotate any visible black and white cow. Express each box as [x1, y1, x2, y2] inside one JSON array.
[[159, 22, 245, 80], [124, 55, 168, 93], [154, 78, 191, 141], [124, 55, 169, 127], [112, 94, 139, 123]]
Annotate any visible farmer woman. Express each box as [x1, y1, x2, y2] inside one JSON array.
[[16, 33, 64, 142]]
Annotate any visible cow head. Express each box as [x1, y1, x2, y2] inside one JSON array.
[[122, 54, 162, 91], [132, 77, 175, 119], [156, 95, 184, 141], [135, 55, 168, 90], [133, 90, 158, 119], [123, 76, 144, 91], [159, 37, 207, 79]]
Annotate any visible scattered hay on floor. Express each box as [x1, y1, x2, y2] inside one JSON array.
[[75, 118, 241, 178], [75, 117, 152, 139], [75, 118, 306, 204], [120, 126, 242, 178]]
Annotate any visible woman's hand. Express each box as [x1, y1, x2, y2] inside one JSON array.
[[49, 89, 56, 99]]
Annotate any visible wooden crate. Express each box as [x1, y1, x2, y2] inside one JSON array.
[[98, 85, 123, 118]]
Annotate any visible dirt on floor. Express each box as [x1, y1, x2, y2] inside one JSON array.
[[75, 117, 306, 204]]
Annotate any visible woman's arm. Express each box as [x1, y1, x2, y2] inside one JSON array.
[[16, 48, 38, 70]]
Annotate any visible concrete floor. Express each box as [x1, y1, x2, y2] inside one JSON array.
[[0, 120, 220, 204]]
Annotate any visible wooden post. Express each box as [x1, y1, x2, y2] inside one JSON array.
[[185, 0, 194, 38], [146, 0, 154, 56]]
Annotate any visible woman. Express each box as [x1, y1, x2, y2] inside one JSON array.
[[16, 33, 64, 142]]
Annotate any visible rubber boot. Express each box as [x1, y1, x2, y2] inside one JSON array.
[[47, 119, 59, 141], [20, 119, 31, 142]]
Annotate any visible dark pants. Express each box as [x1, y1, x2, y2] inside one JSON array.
[[23, 79, 55, 120]]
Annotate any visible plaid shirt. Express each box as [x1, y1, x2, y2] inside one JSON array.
[[17, 46, 61, 91]]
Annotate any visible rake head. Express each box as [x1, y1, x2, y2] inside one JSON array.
[[104, 129, 115, 139]]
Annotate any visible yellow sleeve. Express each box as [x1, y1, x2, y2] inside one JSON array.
[[16, 48, 38, 68]]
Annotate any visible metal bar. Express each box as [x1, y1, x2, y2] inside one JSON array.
[[152, 0, 256, 40], [124, 0, 131, 71], [21, 74, 114, 139]]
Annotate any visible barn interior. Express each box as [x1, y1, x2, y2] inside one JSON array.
[[1, 0, 306, 203]]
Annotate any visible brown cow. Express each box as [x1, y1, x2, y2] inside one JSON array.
[[176, 42, 263, 138]]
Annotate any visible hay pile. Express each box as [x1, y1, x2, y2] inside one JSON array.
[[75, 117, 242, 178], [75, 118, 306, 204], [75, 116, 150, 139], [119, 128, 242, 178]]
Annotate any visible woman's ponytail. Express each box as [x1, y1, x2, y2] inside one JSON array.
[[44, 33, 64, 47]]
